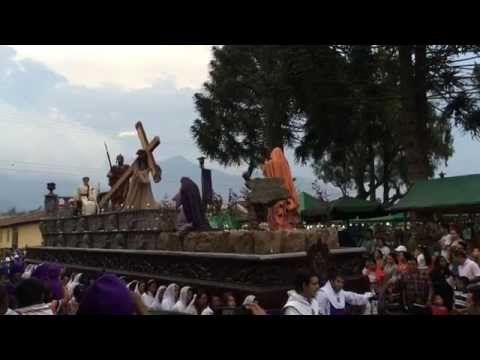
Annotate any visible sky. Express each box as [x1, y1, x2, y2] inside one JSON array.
[[1, 45, 480, 195]]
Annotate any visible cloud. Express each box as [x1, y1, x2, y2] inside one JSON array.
[[0, 45, 340, 207], [9, 45, 213, 90], [118, 131, 137, 138]]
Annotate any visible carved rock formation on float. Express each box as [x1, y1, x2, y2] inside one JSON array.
[[65, 234, 77, 248], [156, 232, 182, 251], [254, 230, 281, 254], [280, 230, 307, 253], [305, 230, 320, 250], [88, 214, 104, 232], [247, 178, 289, 206], [108, 233, 125, 249], [105, 214, 118, 232], [227, 230, 255, 254], [92, 234, 109, 249]]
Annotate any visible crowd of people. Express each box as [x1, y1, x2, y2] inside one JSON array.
[[358, 225, 480, 315], [0, 252, 267, 315], [2, 223, 480, 316]]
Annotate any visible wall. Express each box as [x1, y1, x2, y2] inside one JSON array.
[[0, 222, 42, 249], [0, 227, 12, 249], [17, 223, 42, 248]]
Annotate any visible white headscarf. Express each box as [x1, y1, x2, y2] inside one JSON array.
[[126, 280, 138, 291], [201, 306, 214, 315], [160, 283, 178, 311], [242, 295, 257, 306], [283, 290, 319, 315], [173, 286, 197, 314], [150, 285, 166, 311], [67, 273, 83, 297], [21, 264, 35, 279], [141, 280, 157, 308]]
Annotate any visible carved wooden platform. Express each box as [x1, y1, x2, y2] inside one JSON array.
[[25, 246, 367, 308]]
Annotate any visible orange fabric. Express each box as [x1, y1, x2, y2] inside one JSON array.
[[262, 147, 299, 230]]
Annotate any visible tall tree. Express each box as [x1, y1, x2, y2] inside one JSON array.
[[399, 45, 480, 184], [191, 46, 305, 169], [292, 45, 456, 203]]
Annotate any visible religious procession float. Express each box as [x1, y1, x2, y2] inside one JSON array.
[[25, 122, 367, 308]]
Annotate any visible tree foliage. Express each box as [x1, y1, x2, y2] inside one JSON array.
[[192, 45, 480, 204]]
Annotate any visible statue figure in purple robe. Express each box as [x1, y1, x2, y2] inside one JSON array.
[[179, 177, 211, 231]]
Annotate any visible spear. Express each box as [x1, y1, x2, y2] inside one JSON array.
[[104, 142, 113, 171]]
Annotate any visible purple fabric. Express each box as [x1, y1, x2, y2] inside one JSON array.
[[201, 168, 213, 205], [32, 263, 49, 281], [46, 264, 64, 301], [4, 280, 15, 297], [77, 274, 135, 315], [10, 261, 25, 275], [0, 264, 9, 276], [180, 177, 210, 230]]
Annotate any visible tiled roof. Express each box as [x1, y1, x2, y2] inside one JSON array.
[[0, 211, 46, 228]]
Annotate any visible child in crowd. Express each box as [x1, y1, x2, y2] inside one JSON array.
[[395, 247, 409, 274], [362, 258, 384, 294], [452, 276, 469, 314], [430, 295, 449, 315]]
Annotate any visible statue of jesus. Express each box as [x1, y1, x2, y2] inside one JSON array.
[[123, 150, 160, 210]]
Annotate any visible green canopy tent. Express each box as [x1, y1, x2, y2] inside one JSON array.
[[299, 192, 330, 222], [209, 211, 248, 229], [302, 196, 385, 222], [350, 212, 408, 224], [389, 174, 480, 214], [299, 192, 325, 213], [328, 197, 384, 220]]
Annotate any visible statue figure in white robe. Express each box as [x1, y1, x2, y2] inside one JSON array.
[[75, 177, 98, 216]]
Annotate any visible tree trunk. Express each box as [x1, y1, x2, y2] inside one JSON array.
[[382, 143, 391, 204], [414, 45, 430, 178], [368, 144, 376, 201], [264, 95, 284, 152], [399, 45, 428, 186]]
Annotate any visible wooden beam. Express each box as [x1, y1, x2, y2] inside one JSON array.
[[135, 121, 161, 183]]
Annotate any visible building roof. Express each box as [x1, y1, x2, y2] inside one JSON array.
[[0, 211, 46, 228], [390, 174, 480, 213]]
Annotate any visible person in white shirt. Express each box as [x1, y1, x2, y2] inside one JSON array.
[[414, 245, 430, 271], [439, 229, 453, 261], [376, 238, 390, 258], [283, 269, 320, 315], [316, 270, 374, 315], [454, 250, 480, 283]]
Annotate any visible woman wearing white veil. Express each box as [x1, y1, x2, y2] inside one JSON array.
[[242, 295, 257, 306], [150, 285, 166, 311], [67, 273, 83, 298], [141, 280, 157, 308], [126, 280, 138, 292], [173, 286, 198, 315], [160, 283, 179, 311]]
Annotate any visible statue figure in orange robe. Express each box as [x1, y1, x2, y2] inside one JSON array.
[[262, 147, 300, 230]]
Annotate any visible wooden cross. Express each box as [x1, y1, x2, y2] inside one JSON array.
[[98, 121, 161, 209], [135, 121, 161, 183]]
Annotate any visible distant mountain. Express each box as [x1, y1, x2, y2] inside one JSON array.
[[0, 156, 340, 212]]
